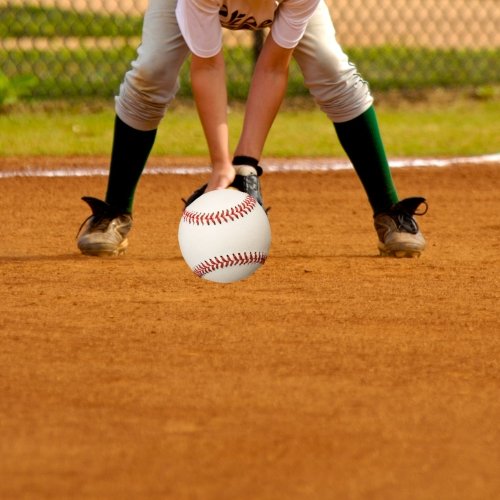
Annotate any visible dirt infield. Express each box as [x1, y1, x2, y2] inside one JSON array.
[[1, 159, 499, 499]]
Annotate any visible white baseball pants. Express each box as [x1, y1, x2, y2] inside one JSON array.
[[116, 0, 374, 131]]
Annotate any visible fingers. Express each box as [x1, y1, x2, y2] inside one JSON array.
[[205, 167, 236, 192]]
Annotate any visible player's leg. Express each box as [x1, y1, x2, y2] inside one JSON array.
[[78, 0, 190, 256], [293, 1, 426, 257], [293, 0, 396, 213]]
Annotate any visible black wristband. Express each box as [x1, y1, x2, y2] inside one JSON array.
[[232, 155, 259, 168]]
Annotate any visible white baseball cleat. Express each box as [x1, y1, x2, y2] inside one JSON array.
[[77, 196, 132, 257], [374, 197, 427, 258]]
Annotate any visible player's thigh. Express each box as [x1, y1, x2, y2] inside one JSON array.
[[294, 1, 353, 88], [125, 0, 189, 93], [117, 0, 191, 129], [293, 1, 372, 121]]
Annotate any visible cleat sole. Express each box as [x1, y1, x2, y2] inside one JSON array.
[[81, 248, 127, 257], [78, 239, 128, 257], [379, 248, 422, 258]]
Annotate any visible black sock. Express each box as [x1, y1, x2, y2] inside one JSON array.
[[232, 156, 259, 167], [232, 156, 263, 175], [105, 115, 157, 213]]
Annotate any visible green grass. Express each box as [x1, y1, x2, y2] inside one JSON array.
[[376, 100, 500, 157], [0, 95, 498, 159]]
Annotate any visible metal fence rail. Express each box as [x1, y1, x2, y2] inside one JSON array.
[[1, 0, 499, 101]]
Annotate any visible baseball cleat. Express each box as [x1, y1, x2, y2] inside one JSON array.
[[374, 197, 427, 258], [77, 196, 132, 256]]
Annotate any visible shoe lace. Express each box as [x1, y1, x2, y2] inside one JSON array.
[[391, 197, 428, 234], [76, 213, 113, 237]]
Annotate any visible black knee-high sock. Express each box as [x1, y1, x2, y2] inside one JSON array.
[[334, 106, 398, 215], [105, 115, 157, 213]]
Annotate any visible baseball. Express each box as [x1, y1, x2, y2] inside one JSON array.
[[178, 189, 271, 283]]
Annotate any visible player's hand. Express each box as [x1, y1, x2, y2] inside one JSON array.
[[205, 165, 236, 192], [182, 165, 236, 208]]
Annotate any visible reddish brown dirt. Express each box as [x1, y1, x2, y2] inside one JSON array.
[[0, 158, 499, 500]]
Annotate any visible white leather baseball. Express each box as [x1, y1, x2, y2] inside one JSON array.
[[178, 189, 271, 283]]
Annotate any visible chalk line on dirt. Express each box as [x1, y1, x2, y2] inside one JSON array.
[[0, 153, 499, 179]]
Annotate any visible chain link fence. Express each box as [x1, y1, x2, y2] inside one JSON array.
[[1, 0, 499, 102]]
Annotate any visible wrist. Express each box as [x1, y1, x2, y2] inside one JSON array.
[[211, 160, 234, 174]]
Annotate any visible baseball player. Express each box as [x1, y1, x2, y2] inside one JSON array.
[[77, 0, 427, 258]]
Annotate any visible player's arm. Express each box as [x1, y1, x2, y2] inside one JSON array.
[[177, 0, 235, 191], [234, 34, 294, 160], [190, 50, 235, 191], [235, 0, 320, 159]]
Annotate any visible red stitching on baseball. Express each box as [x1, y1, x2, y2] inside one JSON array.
[[193, 251, 267, 277], [182, 194, 257, 226]]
